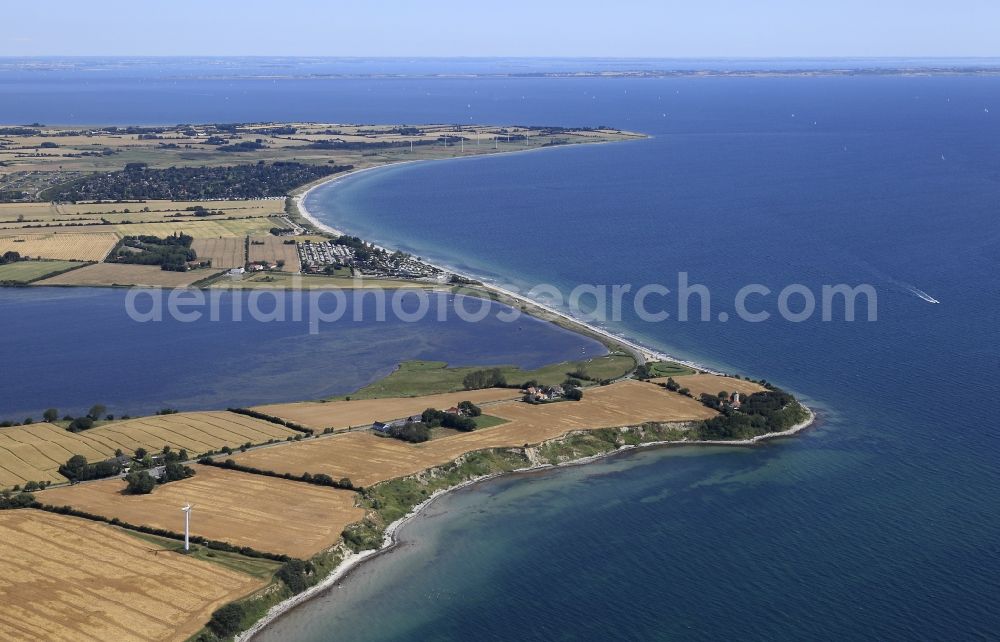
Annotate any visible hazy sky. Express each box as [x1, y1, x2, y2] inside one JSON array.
[[3, 0, 998, 58]]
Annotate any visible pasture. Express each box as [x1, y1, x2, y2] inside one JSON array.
[[233, 380, 717, 487], [0, 231, 118, 261], [35, 263, 221, 287], [344, 354, 636, 399], [646, 360, 698, 377], [0, 510, 263, 642], [0, 260, 83, 283], [39, 465, 365, 559]]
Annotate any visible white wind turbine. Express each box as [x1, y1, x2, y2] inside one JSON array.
[[181, 503, 194, 552]]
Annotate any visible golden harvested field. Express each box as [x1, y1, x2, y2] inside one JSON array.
[[254, 388, 522, 431], [0, 423, 95, 487], [10, 219, 281, 239], [102, 218, 283, 238], [0, 413, 298, 488], [192, 237, 246, 269], [84, 412, 300, 457], [54, 199, 285, 217], [234, 380, 717, 486], [0, 201, 285, 230], [39, 465, 365, 559], [655, 374, 767, 399], [0, 202, 58, 223], [0, 510, 263, 642], [35, 263, 220, 287], [249, 236, 301, 272], [0, 231, 118, 261]]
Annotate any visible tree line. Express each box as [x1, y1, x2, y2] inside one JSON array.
[[110, 233, 198, 272], [41, 161, 351, 202]]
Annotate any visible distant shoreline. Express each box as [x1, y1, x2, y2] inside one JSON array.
[[127, 67, 1000, 82]]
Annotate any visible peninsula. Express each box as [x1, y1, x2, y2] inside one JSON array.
[[0, 121, 813, 642]]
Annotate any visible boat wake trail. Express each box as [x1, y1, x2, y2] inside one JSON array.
[[904, 286, 940, 304], [850, 257, 941, 304]]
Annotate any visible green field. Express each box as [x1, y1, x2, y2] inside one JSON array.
[[339, 353, 637, 400], [122, 530, 282, 579], [0, 260, 85, 283], [646, 360, 698, 377], [473, 414, 509, 429]]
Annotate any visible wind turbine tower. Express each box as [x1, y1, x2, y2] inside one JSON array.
[[181, 504, 193, 552]]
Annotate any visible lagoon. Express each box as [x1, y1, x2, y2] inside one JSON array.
[[0, 288, 604, 420]]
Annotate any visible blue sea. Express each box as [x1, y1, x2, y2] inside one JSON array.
[[2, 59, 999, 640]]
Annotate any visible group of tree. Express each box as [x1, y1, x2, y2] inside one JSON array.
[[0, 251, 22, 265], [41, 161, 350, 202], [0, 490, 36, 510], [59, 443, 197, 488], [202, 457, 354, 490], [462, 368, 507, 390], [0, 127, 40, 136], [661, 378, 691, 396], [216, 139, 266, 152], [695, 390, 807, 440], [111, 233, 198, 272], [123, 460, 195, 495], [0, 404, 123, 430], [185, 205, 224, 217], [698, 391, 732, 411], [387, 421, 431, 443], [275, 558, 315, 594], [59, 454, 122, 483], [65, 404, 112, 432], [418, 403, 480, 432], [205, 602, 247, 639]]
